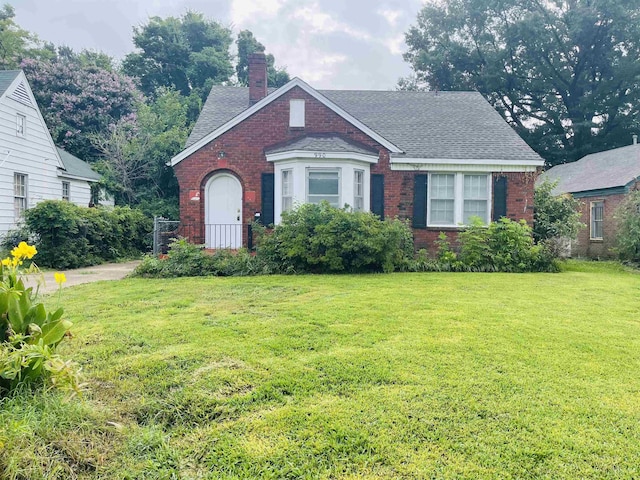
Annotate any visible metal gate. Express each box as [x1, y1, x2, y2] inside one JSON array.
[[153, 217, 181, 255]]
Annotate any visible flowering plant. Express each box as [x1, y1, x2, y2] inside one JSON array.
[[1, 242, 80, 396]]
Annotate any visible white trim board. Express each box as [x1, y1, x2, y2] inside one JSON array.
[[266, 150, 379, 164], [170, 77, 403, 166], [391, 157, 544, 166], [390, 162, 540, 173]]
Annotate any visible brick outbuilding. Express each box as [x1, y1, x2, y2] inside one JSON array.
[[539, 139, 640, 258], [170, 53, 544, 251]]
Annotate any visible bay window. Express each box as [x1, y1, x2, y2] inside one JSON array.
[[428, 173, 490, 226], [354, 169, 364, 211]]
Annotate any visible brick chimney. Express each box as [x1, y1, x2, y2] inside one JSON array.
[[248, 52, 267, 105]]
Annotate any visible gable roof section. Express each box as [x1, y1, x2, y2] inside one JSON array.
[[0, 70, 65, 169], [0, 70, 21, 97], [172, 78, 403, 166], [539, 144, 640, 195], [182, 83, 544, 166], [56, 147, 102, 182]]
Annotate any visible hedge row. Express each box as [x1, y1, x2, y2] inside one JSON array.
[[2, 201, 152, 269]]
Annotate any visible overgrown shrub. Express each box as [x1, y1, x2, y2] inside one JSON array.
[[417, 218, 559, 273], [21, 201, 152, 268], [614, 190, 640, 264], [133, 239, 267, 278], [534, 180, 584, 244], [256, 203, 414, 274], [0, 243, 81, 397]]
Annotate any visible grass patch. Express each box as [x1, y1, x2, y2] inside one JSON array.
[[2, 261, 640, 478]]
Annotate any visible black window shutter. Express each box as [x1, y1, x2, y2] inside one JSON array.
[[413, 174, 428, 228], [371, 174, 384, 219], [261, 173, 274, 225], [493, 176, 507, 221]]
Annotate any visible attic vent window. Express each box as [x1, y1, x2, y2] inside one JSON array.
[[289, 99, 305, 128], [10, 81, 33, 107]]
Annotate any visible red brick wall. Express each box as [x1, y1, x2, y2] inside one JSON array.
[[175, 86, 537, 250], [571, 184, 638, 258]]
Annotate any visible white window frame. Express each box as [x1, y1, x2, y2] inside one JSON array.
[[16, 114, 26, 137], [306, 168, 341, 207], [590, 201, 604, 240], [354, 169, 364, 211], [14, 172, 28, 219], [427, 172, 491, 227], [289, 99, 305, 127], [281, 169, 293, 213], [62, 181, 71, 201]]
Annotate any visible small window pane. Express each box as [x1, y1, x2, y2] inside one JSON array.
[[308, 170, 339, 207], [14, 173, 27, 218], [463, 174, 489, 223], [431, 199, 455, 224], [431, 174, 455, 199], [16, 114, 25, 136], [591, 201, 604, 239], [282, 170, 292, 212], [62, 181, 70, 201], [354, 170, 364, 211]]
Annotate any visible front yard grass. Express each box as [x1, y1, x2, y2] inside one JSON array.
[[1, 261, 639, 478]]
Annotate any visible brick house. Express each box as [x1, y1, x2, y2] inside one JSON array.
[[538, 139, 640, 258], [170, 53, 544, 250]]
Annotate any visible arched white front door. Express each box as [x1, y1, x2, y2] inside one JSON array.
[[205, 173, 242, 249]]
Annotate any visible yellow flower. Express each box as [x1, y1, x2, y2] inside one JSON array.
[[1, 257, 10, 267], [10, 242, 37, 261], [54, 272, 67, 285]]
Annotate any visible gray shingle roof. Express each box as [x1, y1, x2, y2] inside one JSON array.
[[538, 144, 640, 195], [186, 85, 542, 162], [57, 147, 102, 182], [0, 70, 20, 97], [265, 134, 378, 156]]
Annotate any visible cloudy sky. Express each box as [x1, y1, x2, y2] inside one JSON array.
[[12, 0, 424, 90]]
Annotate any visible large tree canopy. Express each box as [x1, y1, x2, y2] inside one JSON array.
[[0, 3, 53, 68], [122, 11, 234, 100], [236, 30, 290, 88], [403, 0, 640, 165], [22, 49, 140, 162]]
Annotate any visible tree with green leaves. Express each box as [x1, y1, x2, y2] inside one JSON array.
[[122, 11, 234, 100], [403, 0, 640, 166], [236, 30, 290, 88], [91, 89, 189, 218], [0, 3, 53, 68]]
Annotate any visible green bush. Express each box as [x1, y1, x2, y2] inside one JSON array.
[[412, 218, 559, 273], [614, 190, 640, 264], [534, 180, 584, 244], [22, 201, 152, 269], [133, 239, 267, 278], [256, 203, 414, 273]]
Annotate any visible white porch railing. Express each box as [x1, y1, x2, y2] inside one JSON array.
[[205, 224, 242, 249]]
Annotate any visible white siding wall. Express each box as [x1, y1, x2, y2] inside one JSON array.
[[62, 177, 93, 207], [0, 86, 93, 237]]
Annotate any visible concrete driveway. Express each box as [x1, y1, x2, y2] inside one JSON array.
[[22, 261, 141, 295]]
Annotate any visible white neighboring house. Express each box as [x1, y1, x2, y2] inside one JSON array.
[[0, 69, 104, 238]]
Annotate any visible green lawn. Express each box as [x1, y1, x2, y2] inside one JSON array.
[[1, 261, 639, 479]]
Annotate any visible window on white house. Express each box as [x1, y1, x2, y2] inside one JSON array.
[[429, 173, 456, 225], [62, 181, 70, 201], [354, 169, 364, 211], [289, 99, 305, 127], [16, 114, 25, 137], [463, 174, 489, 224], [428, 173, 490, 226], [282, 170, 293, 212], [307, 169, 340, 207], [590, 201, 604, 240], [14, 173, 27, 218]]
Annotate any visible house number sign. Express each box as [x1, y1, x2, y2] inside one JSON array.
[[313, 152, 327, 158]]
